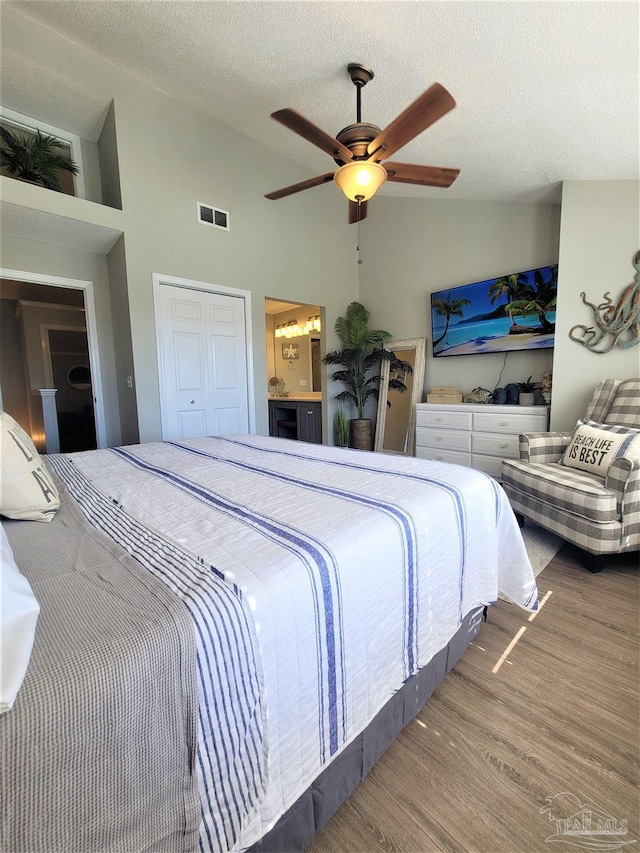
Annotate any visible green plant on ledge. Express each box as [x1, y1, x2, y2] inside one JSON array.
[[0, 125, 79, 192]]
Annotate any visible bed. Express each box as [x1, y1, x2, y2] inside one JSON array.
[[0, 433, 538, 853]]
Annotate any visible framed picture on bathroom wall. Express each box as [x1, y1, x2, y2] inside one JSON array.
[[282, 342, 299, 360]]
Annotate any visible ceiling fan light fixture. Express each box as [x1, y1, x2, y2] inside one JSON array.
[[333, 161, 387, 202]]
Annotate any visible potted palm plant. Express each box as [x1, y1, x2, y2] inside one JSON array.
[[323, 302, 410, 450], [0, 125, 79, 192]]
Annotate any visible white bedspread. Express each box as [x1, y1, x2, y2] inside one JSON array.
[[55, 435, 537, 852]]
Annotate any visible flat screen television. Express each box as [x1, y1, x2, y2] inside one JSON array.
[[431, 264, 558, 357]]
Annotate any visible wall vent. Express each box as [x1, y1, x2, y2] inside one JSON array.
[[197, 202, 230, 231]]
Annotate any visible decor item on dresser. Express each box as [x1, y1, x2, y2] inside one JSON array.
[[492, 387, 508, 404], [517, 376, 540, 407], [324, 302, 407, 451], [416, 400, 549, 479], [568, 251, 640, 353], [462, 387, 492, 404], [431, 264, 557, 357], [0, 125, 79, 191], [374, 338, 425, 456], [426, 386, 462, 404], [505, 382, 520, 404], [501, 378, 640, 572]]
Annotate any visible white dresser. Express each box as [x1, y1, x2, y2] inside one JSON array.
[[415, 402, 549, 479]]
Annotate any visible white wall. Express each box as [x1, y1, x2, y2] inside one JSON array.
[[552, 181, 640, 430], [0, 235, 122, 446], [359, 196, 561, 411], [1, 9, 358, 444]]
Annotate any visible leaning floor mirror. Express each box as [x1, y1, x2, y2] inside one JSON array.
[[375, 337, 427, 456]]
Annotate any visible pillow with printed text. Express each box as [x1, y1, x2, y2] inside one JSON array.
[[561, 418, 640, 477], [0, 412, 60, 522]]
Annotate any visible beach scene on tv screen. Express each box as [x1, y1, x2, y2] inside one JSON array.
[[431, 264, 558, 357]]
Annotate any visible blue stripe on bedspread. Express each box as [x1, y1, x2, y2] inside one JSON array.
[[219, 438, 536, 615], [169, 440, 420, 680], [113, 446, 346, 761], [47, 455, 266, 853], [218, 437, 472, 621]]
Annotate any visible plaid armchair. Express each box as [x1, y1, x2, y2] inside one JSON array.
[[501, 379, 640, 569]]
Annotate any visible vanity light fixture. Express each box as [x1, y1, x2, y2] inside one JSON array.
[[306, 315, 321, 333]]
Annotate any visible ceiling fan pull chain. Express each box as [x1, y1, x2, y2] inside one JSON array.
[[357, 206, 363, 265]]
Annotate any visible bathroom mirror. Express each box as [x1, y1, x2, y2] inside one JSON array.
[[374, 337, 427, 456]]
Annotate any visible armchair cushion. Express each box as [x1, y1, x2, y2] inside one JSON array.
[[604, 378, 640, 428], [519, 432, 573, 463], [501, 460, 618, 523], [561, 419, 640, 477]]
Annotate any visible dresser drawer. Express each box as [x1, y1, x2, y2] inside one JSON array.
[[471, 454, 505, 478], [416, 428, 471, 452], [416, 408, 472, 431], [473, 410, 548, 434], [472, 433, 520, 458], [416, 446, 471, 466]]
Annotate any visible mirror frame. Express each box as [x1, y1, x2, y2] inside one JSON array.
[[374, 337, 427, 456]]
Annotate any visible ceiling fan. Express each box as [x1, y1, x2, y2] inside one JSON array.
[[265, 63, 460, 223]]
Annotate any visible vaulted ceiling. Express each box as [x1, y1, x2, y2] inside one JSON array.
[[4, 1, 639, 204]]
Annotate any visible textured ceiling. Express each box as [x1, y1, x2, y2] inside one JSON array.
[[4, 1, 639, 204]]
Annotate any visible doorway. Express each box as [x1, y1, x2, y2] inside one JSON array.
[[0, 271, 107, 451], [45, 327, 97, 452], [265, 299, 323, 397]]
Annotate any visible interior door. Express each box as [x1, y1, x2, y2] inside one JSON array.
[[157, 283, 249, 440]]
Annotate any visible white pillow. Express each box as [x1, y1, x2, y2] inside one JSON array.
[[0, 411, 60, 522], [562, 419, 640, 477], [1, 523, 40, 714]]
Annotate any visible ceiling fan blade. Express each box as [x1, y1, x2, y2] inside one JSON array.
[[384, 162, 460, 188], [271, 109, 353, 162], [348, 200, 368, 224], [265, 172, 335, 200], [367, 83, 456, 162]]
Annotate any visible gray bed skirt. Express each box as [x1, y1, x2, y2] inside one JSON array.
[[248, 606, 483, 853]]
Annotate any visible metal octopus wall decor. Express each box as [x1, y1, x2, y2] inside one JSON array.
[[569, 250, 640, 354]]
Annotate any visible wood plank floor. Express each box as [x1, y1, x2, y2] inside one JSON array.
[[308, 546, 639, 853]]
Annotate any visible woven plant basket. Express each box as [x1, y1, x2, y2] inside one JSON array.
[[350, 418, 373, 451]]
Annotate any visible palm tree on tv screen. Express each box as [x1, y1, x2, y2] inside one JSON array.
[[432, 294, 471, 348], [508, 268, 557, 333], [488, 274, 525, 329]]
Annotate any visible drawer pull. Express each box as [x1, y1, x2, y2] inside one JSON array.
[[436, 436, 443, 441], [436, 454, 443, 460], [500, 420, 509, 426], [436, 416, 443, 422], [500, 442, 509, 448]]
